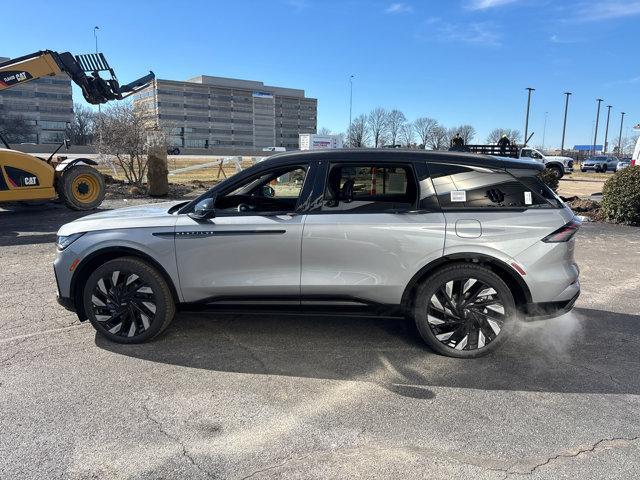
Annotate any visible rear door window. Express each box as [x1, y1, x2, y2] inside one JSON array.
[[428, 163, 559, 209], [322, 163, 418, 212]]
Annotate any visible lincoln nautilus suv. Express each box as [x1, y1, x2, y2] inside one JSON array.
[[54, 149, 580, 358]]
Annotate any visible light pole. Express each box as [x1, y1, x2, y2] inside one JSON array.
[[617, 112, 625, 154], [94, 26, 99, 54], [603, 105, 612, 153], [560, 92, 571, 155], [592, 98, 603, 156], [94, 26, 100, 118], [542, 111, 549, 151], [524, 87, 535, 146], [348, 75, 354, 145]]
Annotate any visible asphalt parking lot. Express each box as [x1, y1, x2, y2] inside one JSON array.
[[1, 200, 640, 479]]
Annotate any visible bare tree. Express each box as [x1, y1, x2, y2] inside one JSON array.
[[97, 103, 167, 186], [317, 126, 332, 135], [426, 125, 449, 150], [487, 128, 522, 144], [400, 122, 415, 147], [65, 103, 95, 145], [347, 114, 369, 147], [615, 135, 639, 156], [386, 109, 406, 147], [367, 107, 389, 147], [451, 124, 476, 144], [0, 104, 35, 143], [413, 117, 438, 149]]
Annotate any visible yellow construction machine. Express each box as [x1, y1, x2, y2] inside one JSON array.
[[0, 50, 154, 210]]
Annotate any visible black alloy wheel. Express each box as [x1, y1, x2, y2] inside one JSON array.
[[90, 269, 157, 338], [413, 264, 516, 358], [83, 257, 175, 343], [426, 278, 505, 350]]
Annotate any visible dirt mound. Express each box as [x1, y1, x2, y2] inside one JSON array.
[[564, 196, 604, 222]]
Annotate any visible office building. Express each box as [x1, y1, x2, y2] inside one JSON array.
[[133, 75, 317, 150]]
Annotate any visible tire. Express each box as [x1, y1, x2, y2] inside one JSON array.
[[601, 165, 607, 173], [548, 165, 563, 179], [412, 263, 517, 358], [595, 165, 601, 173], [58, 165, 105, 211], [83, 257, 176, 344], [581, 169, 587, 173]]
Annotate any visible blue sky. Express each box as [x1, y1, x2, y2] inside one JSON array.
[[3, 0, 639, 148]]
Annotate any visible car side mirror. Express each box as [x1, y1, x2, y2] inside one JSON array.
[[189, 197, 216, 220]]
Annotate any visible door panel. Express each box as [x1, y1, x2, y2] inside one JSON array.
[[175, 213, 305, 303], [301, 212, 446, 304]]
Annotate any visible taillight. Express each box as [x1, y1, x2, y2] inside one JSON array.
[[542, 219, 581, 243]]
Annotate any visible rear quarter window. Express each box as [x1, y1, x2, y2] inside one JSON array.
[[428, 163, 560, 209]]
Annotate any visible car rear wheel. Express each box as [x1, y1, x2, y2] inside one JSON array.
[[413, 264, 516, 358], [83, 257, 175, 343]]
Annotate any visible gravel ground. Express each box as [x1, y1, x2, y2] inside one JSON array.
[[1, 199, 639, 479]]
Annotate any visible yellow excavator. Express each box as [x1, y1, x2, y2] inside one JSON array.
[[0, 50, 154, 210]]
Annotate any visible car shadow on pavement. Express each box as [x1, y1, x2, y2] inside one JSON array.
[[0, 202, 99, 247], [96, 307, 640, 397]]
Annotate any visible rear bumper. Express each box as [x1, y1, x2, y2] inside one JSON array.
[[523, 290, 579, 321]]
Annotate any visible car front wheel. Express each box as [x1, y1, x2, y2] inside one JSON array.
[[413, 264, 516, 358], [83, 257, 175, 343], [547, 165, 563, 179]]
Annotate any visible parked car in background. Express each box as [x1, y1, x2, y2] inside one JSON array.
[[54, 149, 580, 358], [167, 146, 181, 155], [616, 159, 631, 171], [581, 155, 619, 173], [262, 147, 287, 152]]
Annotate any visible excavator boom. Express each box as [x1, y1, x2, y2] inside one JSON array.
[[0, 50, 154, 104]]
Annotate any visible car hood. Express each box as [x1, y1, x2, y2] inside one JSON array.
[[57, 201, 182, 236], [545, 155, 572, 164]]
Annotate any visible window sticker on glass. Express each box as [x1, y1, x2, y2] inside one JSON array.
[[524, 191, 532, 205], [450, 190, 466, 202]]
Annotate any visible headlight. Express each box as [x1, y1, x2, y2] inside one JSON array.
[[56, 232, 85, 250]]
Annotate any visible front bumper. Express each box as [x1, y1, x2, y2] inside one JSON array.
[[57, 294, 76, 312]]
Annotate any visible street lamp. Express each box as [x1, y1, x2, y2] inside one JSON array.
[[524, 87, 535, 146], [592, 98, 603, 156], [617, 112, 626, 154], [542, 111, 549, 151], [348, 75, 354, 144], [603, 105, 612, 153], [560, 92, 571, 155], [94, 26, 99, 54]]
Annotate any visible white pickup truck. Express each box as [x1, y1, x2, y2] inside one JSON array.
[[463, 144, 574, 178], [519, 147, 574, 179]]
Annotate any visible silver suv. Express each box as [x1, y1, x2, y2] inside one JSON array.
[[54, 150, 580, 358]]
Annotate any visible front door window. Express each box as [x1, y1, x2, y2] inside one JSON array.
[[215, 165, 308, 215]]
